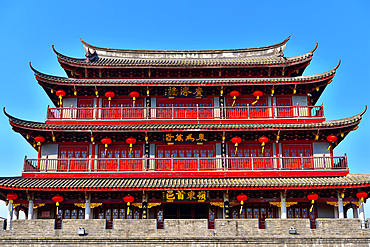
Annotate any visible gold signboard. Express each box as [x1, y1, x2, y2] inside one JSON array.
[[163, 190, 210, 202], [163, 132, 208, 144], [164, 86, 206, 99]]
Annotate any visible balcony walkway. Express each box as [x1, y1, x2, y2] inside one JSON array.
[[46, 105, 324, 123], [23, 156, 348, 178]]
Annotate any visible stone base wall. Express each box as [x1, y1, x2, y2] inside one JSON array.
[[1, 218, 369, 246]]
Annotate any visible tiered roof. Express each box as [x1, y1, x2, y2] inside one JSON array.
[[1, 174, 369, 191]]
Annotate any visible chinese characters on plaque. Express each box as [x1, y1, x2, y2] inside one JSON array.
[[164, 86, 206, 99], [163, 190, 210, 202], [163, 132, 208, 144]]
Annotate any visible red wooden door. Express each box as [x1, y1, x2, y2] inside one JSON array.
[[99, 145, 142, 171], [226, 97, 268, 118], [156, 145, 215, 170], [59, 146, 89, 171], [228, 144, 272, 170], [283, 144, 312, 169], [77, 99, 93, 119], [157, 98, 213, 119], [276, 97, 292, 118], [102, 99, 144, 119], [208, 206, 216, 229]]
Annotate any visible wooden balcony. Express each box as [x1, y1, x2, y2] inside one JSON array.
[[46, 105, 324, 124], [23, 155, 348, 178]]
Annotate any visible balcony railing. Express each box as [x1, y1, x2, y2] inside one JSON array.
[[46, 104, 324, 121], [24, 155, 346, 173]]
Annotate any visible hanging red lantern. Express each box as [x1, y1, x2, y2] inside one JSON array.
[[327, 134, 338, 151], [230, 90, 240, 106], [101, 137, 112, 155], [52, 195, 64, 215], [231, 136, 242, 156], [258, 136, 269, 153], [56, 90, 66, 106], [7, 193, 18, 211], [126, 137, 137, 154], [252, 90, 263, 105], [123, 194, 134, 215], [34, 136, 45, 153], [307, 192, 319, 212], [105, 91, 115, 107], [356, 191, 368, 209], [237, 193, 248, 214], [129, 91, 140, 107]]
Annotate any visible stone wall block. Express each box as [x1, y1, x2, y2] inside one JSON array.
[[265, 219, 311, 236]]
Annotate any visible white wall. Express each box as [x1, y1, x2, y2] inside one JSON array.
[[41, 144, 58, 159], [313, 142, 330, 157], [63, 98, 77, 107], [292, 96, 307, 106]]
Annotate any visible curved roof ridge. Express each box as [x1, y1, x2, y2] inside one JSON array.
[[323, 105, 366, 123], [52, 45, 86, 62], [286, 43, 318, 59], [4, 107, 363, 132], [80, 35, 291, 56], [3, 107, 45, 125], [33, 66, 336, 86]]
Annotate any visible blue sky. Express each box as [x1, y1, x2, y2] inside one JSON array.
[[0, 1, 369, 218]]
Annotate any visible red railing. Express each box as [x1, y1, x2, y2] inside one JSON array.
[[23, 155, 347, 173], [46, 104, 324, 121]]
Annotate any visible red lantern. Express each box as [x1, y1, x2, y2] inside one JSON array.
[[231, 136, 242, 156], [124, 194, 134, 215], [129, 91, 139, 107], [7, 193, 18, 211], [105, 91, 115, 107], [258, 136, 269, 153], [252, 90, 263, 105], [307, 192, 318, 212], [52, 195, 64, 215], [56, 90, 66, 106], [34, 136, 45, 153], [356, 191, 368, 209], [327, 134, 338, 151], [230, 90, 239, 106], [126, 137, 137, 154], [237, 193, 248, 214], [356, 191, 367, 200], [101, 137, 112, 155]]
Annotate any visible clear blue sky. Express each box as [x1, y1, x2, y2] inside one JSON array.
[[0, 1, 369, 218]]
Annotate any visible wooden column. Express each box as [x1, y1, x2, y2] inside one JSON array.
[[280, 191, 287, 219], [223, 191, 230, 219], [142, 192, 148, 219], [28, 196, 34, 220], [85, 193, 91, 219], [337, 191, 344, 219]]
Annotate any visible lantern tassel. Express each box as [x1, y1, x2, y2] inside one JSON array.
[[105, 144, 108, 156], [310, 200, 314, 212], [232, 96, 236, 107], [234, 143, 238, 156], [240, 201, 244, 214], [133, 97, 136, 107], [56, 202, 59, 215], [59, 95, 63, 106], [327, 143, 332, 151], [359, 198, 364, 209], [127, 202, 130, 215], [261, 142, 265, 154], [108, 97, 111, 107], [252, 96, 259, 105], [129, 144, 133, 155], [10, 200, 13, 211]]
